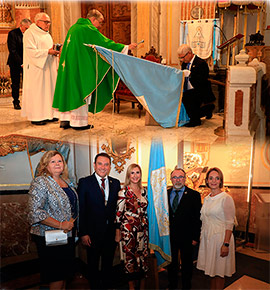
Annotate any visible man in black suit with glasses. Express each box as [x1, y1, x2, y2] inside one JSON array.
[[167, 167, 202, 289], [178, 44, 216, 127]]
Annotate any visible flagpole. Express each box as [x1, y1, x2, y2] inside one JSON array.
[[175, 74, 185, 128]]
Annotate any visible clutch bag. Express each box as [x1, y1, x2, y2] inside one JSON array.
[[45, 230, 68, 246]]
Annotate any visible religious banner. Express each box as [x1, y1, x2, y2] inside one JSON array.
[[187, 19, 213, 59], [180, 19, 220, 62], [92, 45, 189, 128], [147, 138, 171, 269]]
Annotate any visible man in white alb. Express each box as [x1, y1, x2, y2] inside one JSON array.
[[22, 12, 59, 125]]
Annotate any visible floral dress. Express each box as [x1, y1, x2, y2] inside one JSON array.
[[115, 186, 149, 274]]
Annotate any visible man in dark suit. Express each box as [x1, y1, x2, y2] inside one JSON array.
[[7, 19, 31, 110], [78, 152, 121, 289], [167, 167, 202, 290], [178, 44, 216, 127]]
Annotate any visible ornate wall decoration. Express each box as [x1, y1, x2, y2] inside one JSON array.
[[111, 2, 130, 18], [101, 138, 135, 173], [0, 134, 67, 157], [0, 2, 14, 28], [182, 143, 214, 200], [190, 5, 204, 19], [0, 135, 28, 156]]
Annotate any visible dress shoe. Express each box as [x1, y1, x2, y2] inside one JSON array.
[[13, 103, 21, 110], [71, 124, 94, 130], [206, 111, 213, 119], [60, 121, 71, 129], [46, 118, 59, 122], [31, 120, 47, 125], [184, 120, 201, 127]]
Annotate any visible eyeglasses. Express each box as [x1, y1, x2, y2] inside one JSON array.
[[171, 176, 185, 180], [38, 20, 51, 24], [178, 51, 189, 60]]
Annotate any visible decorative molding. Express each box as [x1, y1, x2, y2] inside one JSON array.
[[101, 139, 135, 174], [14, 2, 40, 9], [0, 135, 28, 156], [235, 90, 243, 126], [0, 135, 59, 156], [111, 2, 130, 18]]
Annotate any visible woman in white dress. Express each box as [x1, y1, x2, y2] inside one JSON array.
[[197, 167, 236, 290]]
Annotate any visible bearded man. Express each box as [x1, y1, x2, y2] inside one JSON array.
[[167, 167, 202, 290]]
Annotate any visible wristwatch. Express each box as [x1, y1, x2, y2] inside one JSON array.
[[223, 243, 229, 247]]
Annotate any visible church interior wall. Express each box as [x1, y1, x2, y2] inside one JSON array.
[[1, 137, 269, 268]]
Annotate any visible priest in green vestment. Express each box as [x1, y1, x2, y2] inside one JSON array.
[[53, 9, 137, 130]]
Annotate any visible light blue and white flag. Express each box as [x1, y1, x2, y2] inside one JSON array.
[[147, 138, 171, 269], [92, 45, 189, 128]]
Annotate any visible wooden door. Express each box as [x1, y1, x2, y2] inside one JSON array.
[[81, 1, 131, 44]]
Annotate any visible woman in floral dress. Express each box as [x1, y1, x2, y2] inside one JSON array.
[[115, 163, 149, 290]]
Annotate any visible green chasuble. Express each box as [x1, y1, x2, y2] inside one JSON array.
[[53, 18, 124, 113]]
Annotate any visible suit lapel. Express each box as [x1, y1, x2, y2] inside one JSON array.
[[191, 56, 198, 71]]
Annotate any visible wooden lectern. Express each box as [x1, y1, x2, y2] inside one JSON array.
[[217, 34, 244, 67]]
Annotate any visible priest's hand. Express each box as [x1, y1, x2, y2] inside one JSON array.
[[48, 47, 59, 56], [128, 43, 137, 50]]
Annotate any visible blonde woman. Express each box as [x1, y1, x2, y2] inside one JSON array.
[[28, 150, 78, 290], [115, 164, 149, 290]]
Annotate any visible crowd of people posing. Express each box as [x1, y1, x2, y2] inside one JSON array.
[[28, 151, 236, 290]]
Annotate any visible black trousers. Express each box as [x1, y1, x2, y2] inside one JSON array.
[[86, 238, 117, 289], [9, 65, 22, 105], [182, 89, 202, 123], [167, 240, 193, 290]]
